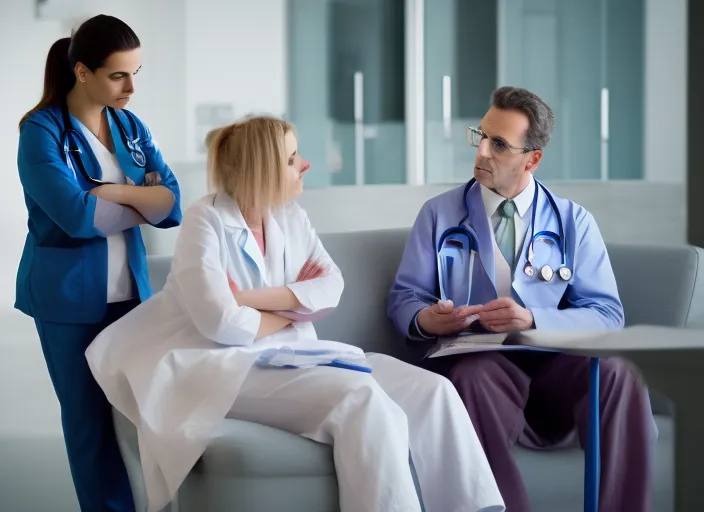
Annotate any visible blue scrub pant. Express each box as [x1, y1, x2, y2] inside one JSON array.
[[35, 299, 139, 512]]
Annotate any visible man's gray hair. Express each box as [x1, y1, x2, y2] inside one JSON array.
[[491, 86, 555, 150]]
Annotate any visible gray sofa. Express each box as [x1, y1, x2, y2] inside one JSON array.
[[114, 228, 704, 512]]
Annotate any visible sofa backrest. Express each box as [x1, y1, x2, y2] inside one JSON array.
[[606, 241, 704, 329], [146, 229, 704, 357]]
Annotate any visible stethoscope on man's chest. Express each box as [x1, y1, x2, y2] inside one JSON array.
[[437, 178, 572, 304], [61, 102, 147, 186]]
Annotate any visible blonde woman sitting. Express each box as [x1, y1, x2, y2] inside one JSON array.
[[86, 116, 505, 512]]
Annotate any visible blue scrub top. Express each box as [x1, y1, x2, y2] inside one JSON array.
[[15, 105, 182, 324]]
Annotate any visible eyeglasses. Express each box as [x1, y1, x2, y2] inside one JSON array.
[[466, 127, 534, 154]]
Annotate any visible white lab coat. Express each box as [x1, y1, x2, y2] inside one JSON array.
[[86, 193, 504, 512]]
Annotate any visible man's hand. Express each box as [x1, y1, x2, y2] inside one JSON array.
[[296, 257, 328, 282], [478, 297, 534, 333], [417, 300, 483, 336]]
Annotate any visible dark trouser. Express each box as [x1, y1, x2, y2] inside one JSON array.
[[35, 300, 139, 512], [424, 351, 654, 512]]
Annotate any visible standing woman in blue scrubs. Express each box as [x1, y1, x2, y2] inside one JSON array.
[[15, 14, 182, 512]]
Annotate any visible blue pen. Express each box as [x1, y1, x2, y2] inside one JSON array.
[[322, 359, 373, 373]]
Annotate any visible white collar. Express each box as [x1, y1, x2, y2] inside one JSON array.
[[480, 175, 535, 219], [213, 192, 249, 228], [212, 191, 285, 241], [212, 192, 286, 276]]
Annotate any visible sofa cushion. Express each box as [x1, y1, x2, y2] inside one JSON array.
[[114, 409, 334, 478], [314, 229, 410, 358], [193, 419, 335, 477]]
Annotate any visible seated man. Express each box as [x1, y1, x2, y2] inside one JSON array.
[[387, 86, 654, 512]]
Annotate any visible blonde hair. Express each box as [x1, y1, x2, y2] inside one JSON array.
[[204, 127, 222, 149], [208, 116, 294, 217]]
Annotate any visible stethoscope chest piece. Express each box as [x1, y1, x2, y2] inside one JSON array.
[[558, 266, 572, 281], [539, 265, 554, 282], [523, 262, 536, 278], [525, 263, 571, 282]]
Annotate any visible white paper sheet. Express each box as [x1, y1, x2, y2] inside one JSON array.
[[427, 332, 558, 358]]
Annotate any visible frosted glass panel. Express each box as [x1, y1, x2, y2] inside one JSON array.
[[425, 0, 644, 183], [287, 0, 406, 188]]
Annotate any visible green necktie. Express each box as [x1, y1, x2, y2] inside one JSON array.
[[496, 199, 516, 268]]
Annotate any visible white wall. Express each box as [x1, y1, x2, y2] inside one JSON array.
[[51, 0, 190, 162], [184, 0, 287, 160], [0, 2, 64, 314], [309, 181, 687, 243], [644, 0, 688, 183], [144, 172, 688, 250]]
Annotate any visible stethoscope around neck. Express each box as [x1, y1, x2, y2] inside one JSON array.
[[520, 179, 572, 282], [437, 178, 572, 302], [61, 101, 147, 186]]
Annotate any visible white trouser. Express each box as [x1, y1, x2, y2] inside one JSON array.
[[227, 352, 505, 512]]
